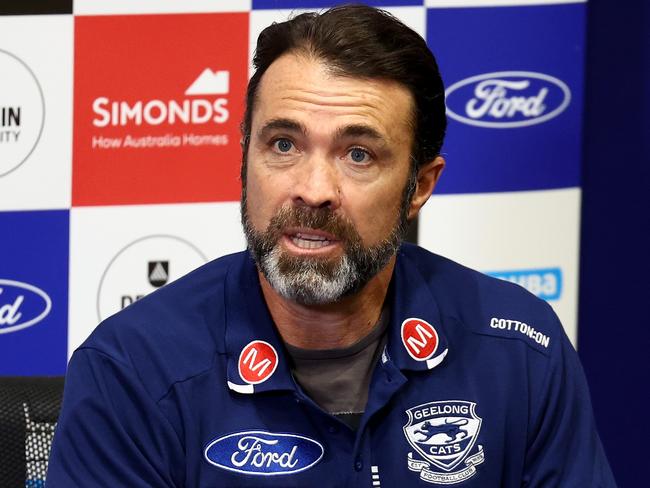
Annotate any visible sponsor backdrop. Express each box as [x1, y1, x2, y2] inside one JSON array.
[[0, 0, 586, 367], [8, 0, 631, 478]]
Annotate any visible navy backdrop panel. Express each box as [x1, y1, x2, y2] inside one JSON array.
[[0, 210, 69, 375], [428, 4, 584, 194], [579, 0, 650, 486]]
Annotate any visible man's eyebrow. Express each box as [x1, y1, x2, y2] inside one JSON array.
[[336, 124, 385, 142], [256, 120, 387, 145], [257, 118, 307, 138]]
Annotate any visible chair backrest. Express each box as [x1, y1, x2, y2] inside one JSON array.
[[0, 376, 64, 488]]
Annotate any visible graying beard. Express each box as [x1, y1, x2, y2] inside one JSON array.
[[261, 246, 359, 305], [242, 159, 416, 305]]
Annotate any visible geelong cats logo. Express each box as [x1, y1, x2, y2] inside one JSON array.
[[403, 400, 485, 485]]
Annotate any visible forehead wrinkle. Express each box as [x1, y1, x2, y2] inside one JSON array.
[[257, 56, 415, 147], [272, 94, 399, 142], [278, 86, 396, 110]]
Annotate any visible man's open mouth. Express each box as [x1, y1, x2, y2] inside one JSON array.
[[286, 230, 339, 250]]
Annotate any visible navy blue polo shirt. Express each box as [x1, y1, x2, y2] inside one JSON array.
[[46, 244, 616, 487]]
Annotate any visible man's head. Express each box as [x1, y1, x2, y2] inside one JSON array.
[[241, 5, 446, 305]]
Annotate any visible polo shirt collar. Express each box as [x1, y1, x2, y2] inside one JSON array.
[[223, 248, 450, 395], [223, 252, 296, 395]]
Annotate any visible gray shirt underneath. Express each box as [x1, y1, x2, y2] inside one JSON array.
[[284, 311, 388, 430]]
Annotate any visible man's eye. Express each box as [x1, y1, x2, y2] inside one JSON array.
[[348, 147, 371, 164], [273, 138, 294, 153]]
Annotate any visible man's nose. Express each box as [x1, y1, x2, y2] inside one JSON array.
[[291, 154, 341, 210]]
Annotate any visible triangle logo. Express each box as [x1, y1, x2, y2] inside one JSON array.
[[185, 68, 229, 95], [148, 261, 169, 288]]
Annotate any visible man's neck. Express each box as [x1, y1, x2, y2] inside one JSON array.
[[259, 257, 396, 350]]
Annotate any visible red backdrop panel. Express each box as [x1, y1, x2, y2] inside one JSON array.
[[73, 13, 248, 206]]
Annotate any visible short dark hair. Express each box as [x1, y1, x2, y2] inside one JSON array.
[[241, 4, 446, 173]]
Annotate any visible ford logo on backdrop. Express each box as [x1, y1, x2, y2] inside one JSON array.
[[445, 71, 571, 128], [0, 279, 52, 334], [204, 430, 324, 475]]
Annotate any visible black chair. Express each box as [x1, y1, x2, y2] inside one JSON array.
[[0, 376, 65, 488]]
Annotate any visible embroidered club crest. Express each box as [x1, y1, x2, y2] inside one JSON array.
[[403, 400, 485, 484]]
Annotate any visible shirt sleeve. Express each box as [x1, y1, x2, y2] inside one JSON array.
[[46, 348, 185, 488], [522, 320, 617, 487]]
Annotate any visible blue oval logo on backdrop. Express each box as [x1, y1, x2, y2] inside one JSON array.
[[445, 71, 571, 128], [0, 279, 52, 334], [204, 430, 324, 475]]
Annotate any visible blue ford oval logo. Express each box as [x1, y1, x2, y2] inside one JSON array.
[[0, 279, 52, 334], [204, 430, 324, 475], [445, 71, 571, 128]]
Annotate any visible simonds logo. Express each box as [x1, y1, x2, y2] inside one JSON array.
[[204, 431, 324, 475], [92, 69, 230, 128], [445, 71, 571, 128], [0, 279, 52, 334]]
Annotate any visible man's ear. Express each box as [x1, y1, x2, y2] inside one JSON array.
[[407, 156, 445, 220]]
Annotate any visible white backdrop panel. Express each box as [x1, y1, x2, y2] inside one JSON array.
[[0, 15, 72, 211], [68, 201, 244, 356], [418, 187, 581, 345]]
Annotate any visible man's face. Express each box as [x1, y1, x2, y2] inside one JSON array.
[[242, 53, 417, 305]]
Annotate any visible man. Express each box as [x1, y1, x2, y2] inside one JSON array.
[[47, 5, 616, 487]]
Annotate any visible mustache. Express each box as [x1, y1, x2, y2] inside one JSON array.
[[262, 206, 361, 248]]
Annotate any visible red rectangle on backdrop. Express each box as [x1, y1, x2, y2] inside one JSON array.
[[73, 13, 248, 206]]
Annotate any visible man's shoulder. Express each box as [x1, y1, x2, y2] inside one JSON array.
[[76, 250, 251, 400], [399, 243, 564, 356]]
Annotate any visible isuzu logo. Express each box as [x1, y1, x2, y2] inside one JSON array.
[[486, 267, 562, 301], [204, 431, 324, 475], [445, 71, 571, 128], [0, 279, 52, 334]]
